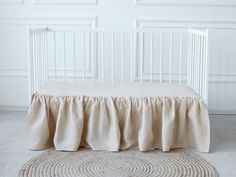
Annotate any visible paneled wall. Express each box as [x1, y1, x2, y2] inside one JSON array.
[[0, 0, 236, 114]]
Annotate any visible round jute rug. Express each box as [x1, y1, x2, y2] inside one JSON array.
[[19, 149, 218, 177]]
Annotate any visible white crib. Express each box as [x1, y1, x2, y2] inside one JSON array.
[[28, 27, 209, 103], [27, 27, 210, 152]]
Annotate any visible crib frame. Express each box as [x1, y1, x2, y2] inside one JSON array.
[[27, 27, 209, 104]]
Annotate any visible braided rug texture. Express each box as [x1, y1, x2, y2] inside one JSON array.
[[19, 149, 218, 177]]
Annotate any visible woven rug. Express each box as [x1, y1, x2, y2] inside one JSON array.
[[19, 149, 218, 177]]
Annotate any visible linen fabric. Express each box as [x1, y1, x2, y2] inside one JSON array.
[[27, 83, 210, 152]]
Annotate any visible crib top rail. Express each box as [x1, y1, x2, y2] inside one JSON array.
[[29, 27, 191, 33]]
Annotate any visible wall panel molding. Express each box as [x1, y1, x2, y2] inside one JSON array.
[[209, 109, 236, 115], [0, 68, 27, 78], [135, 19, 236, 30], [0, 0, 23, 5], [209, 73, 236, 83], [34, 0, 97, 5], [134, 0, 236, 6], [1, 68, 236, 83], [0, 16, 97, 27], [0, 105, 28, 111]]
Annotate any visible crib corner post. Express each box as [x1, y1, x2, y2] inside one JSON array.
[[27, 26, 32, 105]]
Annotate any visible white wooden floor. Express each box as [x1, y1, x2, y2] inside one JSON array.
[[0, 111, 236, 177]]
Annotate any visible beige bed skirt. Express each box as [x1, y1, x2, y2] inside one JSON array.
[[27, 92, 210, 152]]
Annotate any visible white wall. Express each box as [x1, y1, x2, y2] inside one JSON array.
[[0, 0, 236, 114]]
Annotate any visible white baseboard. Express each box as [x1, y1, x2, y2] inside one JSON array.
[[0, 105, 28, 112], [209, 109, 236, 115]]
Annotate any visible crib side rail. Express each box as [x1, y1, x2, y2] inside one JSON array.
[[28, 27, 209, 104], [188, 28, 209, 104]]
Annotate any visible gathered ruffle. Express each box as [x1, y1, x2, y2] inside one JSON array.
[[27, 93, 210, 152]]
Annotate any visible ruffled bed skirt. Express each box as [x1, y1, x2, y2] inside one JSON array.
[[27, 93, 210, 152]]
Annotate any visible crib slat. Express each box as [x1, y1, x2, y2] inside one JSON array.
[[196, 35, 199, 93], [121, 32, 124, 83], [205, 30, 209, 103], [192, 34, 195, 90], [64, 32, 66, 81], [203, 38, 206, 100], [44, 32, 47, 83], [197, 35, 201, 94], [37, 33, 40, 88], [134, 32, 137, 83], [83, 32, 86, 83], [160, 32, 163, 84], [195, 35, 199, 93], [196, 35, 199, 92], [195, 35, 199, 92], [187, 30, 191, 86], [37, 33, 43, 90], [53, 32, 57, 81], [194, 35, 197, 92], [73, 32, 76, 83], [204, 29, 209, 103], [38, 34, 40, 89], [29, 33, 32, 92], [189, 33, 192, 87], [87, 32, 91, 83], [40, 33, 43, 85], [32, 34, 36, 91], [39, 33, 42, 88], [28, 28, 32, 96], [35, 34, 38, 90], [38, 33, 41, 87], [45, 31, 48, 82], [40, 33, 44, 85], [202, 37, 205, 99], [43, 32, 46, 84], [130, 32, 133, 82], [91, 32, 95, 84], [179, 32, 183, 84], [169, 32, 173, 84], [202, 36, 206, 98], [101, 32, 104, 83], [140, 31, 143, 83], [111, 32, 114, 84], [192, 34, 195, 89], [199, 36, 203, 97], [150, 32, 153, 82]]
